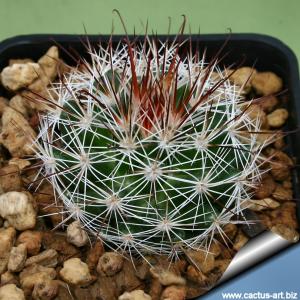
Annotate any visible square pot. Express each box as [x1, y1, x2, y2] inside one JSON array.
[[0, 33, 299, 298]]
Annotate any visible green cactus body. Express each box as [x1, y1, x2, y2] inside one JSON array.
[[36, 38, 264, 255]]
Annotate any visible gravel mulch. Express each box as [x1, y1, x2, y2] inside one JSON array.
[[0, 46, 298, 300]]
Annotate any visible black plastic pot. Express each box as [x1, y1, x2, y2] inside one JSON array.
[[0, 34, 299, 298]]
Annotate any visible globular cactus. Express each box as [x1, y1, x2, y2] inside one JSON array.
[[35, 35, 267, 257]]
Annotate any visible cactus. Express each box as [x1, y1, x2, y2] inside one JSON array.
[[34, 36, 268, 257]]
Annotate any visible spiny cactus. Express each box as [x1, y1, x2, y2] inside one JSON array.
[[34, 35, 268, 258]]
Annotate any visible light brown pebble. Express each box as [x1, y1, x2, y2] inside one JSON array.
[[26, 67, 49, 90], [0, 164, 22, 193], [214, 259, 231, 274], [21, 89, 52, 112], [267, 108, 289, 128], [86, 239, 104, 271], [150, 266, 186, 286], [173, 259, 188, 274], [20, 264, 56, 293], [0, 191, 36, 231], [161, 285, 186, 300], [233, 230, 249, 251], [149, 278, 163, 300], [185, 283, 207, 299], [229, 67, 256, 92], [0, 62, 40, 91], [254, 174, 276, 199], [1, 271, 17, 285], [247, 104, 268, 129], [268, 149, 293, 181], [17, 230, 42, 256], [210, 71, 222, 81], [135, 259, 151, 280], [222, 223, 238, 241], [73, 285, 93, 300], [272, 184, 293, 201], [185, 249, 215, 274], [34, 182, 64, 227], [67, 221, 89, 247], [257, 213, 272, 229], [38, 46, 59, 82], [241, 198, 280, 211], [258, 95, 279, 113], [255, 132, 276, 147], [8, 243, 27, 272], [274, 132, 286, 149], [55, 281, 75, 300], [0, 227, 16, 275], [119, 289, 152, 300], [23, 47, 59, 112], [269, 202, 298, 229], [114, 259, 143, 296], [9, 95, 32, 119], [97, 252, 124, 276], [252, 71, 283, 95], [41, 232, 79, 265], [0, 283, 25, 300], [60, 258, 92, 286], [32, 279, 59, 300], [271, 224, 299, 243], [8, 158, 31, 171], [208, 241, 222, 257], [282, 180, 292, 189], [0, 106, 37, 157], [0, 97, 8, 115], [186, 265, 207, 285], [25, 249, 58, 268]]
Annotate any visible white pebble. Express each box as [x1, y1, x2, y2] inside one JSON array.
[[67, 221, 88, 247], [0, 192, 36, 231], [60, 258, 92, 285], [0, 284, 25, 300]]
